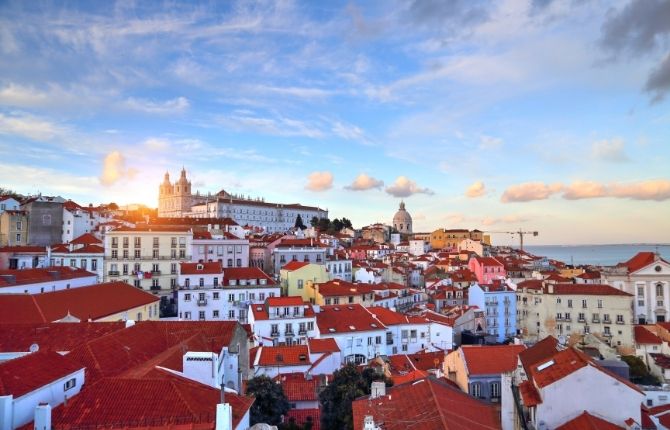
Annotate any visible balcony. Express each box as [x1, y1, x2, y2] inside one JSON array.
[[592, 317, 600, 323], [616, 320, 625, 325], [603, 332, 612, 337], [108, 271, 120, 276], [270, 331, 280, 338], [386, 339, 393, 345], [298, 329, 307, 335], [151, 270, 161, 275], [150, 285, 161, 291], [578, 318, 586, 323], [197, 299, 208, 306]]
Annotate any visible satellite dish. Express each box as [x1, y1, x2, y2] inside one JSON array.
[[29, 343, 39, 353], [558, 336, 566, 346]]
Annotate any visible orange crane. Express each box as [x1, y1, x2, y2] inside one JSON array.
[[484, 229, 538, 251]]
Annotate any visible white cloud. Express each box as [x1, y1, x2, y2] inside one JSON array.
[[219, 113, 325, 139], [345, 173, 384, 191], [305, 171, 333, 192], [465, 181, 486, 198], [332, 121, 372, 145], [385, 176, 433, 198], [0, 112, 66, 141], [123, 96, 190, 114], [591, 138, 629, 162]]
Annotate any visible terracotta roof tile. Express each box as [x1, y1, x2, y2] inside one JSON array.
[[277, 373, 319, 401], [635, 326, 663, 345], [307, 338, 340, 353], [254, 345, 311, 366], [352, 377, 501, 430], [51, 370, 253, 429], [555, 411, 624, 430], [70, 233, 102, 245], [316, 304, 386, 334], [518, 380, 542, 407], [0, 266, 95, 288], [460, 345, 526, 375], [281, 261, 311, 271], [0, 322, 125, 352], [0, 351, 83, 398], [619, 252, 666, 274], [180, 262, 223, 275]]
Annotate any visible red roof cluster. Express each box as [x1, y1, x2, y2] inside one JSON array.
[[281, 260, 311, 271], [0, 282, 158, 323], [0, 351, 83, 398], [635, 326, 663, 345], [223, 267, 275, 285], [277, 372, 320, 401], [555, 411, 623, 430], [619, 252, 666, 273], [0, 322, 125, 352], [307, 338, 340, 353], [267, 296, 305, 307], [252, 345, 311, 367]]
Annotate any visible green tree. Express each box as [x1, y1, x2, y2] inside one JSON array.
[[317, 217, 331, 232], [246, 375, 290, 425], [331, 218, 344, 232], [341, 217, 353, 229], [294, 214, 307, 230], [622, 355, 661, 385], [310, 216, 319, 228], [0, 187, 22, 201], [319, 364, 392, 430]]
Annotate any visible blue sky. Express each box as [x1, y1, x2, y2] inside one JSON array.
[[0, 0, 669, 245]]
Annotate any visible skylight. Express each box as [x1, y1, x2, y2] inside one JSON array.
[[537, 360, 555, 371]]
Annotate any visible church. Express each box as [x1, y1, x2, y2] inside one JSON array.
[[158, 168, 328, 233]]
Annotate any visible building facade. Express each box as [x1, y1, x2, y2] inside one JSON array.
[[468, 283, 517, 342]]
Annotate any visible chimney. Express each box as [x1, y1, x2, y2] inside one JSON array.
[[215, 402, 233, 430], [370, 381, 386, 399], [34, 403, 51, 430], [364, 415, 377, 430], [183, 352, 219, 388]]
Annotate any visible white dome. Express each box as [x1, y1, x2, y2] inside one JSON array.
[[392, 201, 412, 234]]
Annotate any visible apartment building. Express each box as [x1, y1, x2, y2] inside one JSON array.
[[516, 281, 634, 353]]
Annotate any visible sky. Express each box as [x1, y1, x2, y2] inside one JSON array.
[[0, 0, 669, 245]]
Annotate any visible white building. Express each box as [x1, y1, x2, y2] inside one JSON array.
[[0, 350, 85, 430], [49, 233, 104, 281], [315, 304, 388, 364], [248, 296, 318, 346], [271, 239, 328, 274], [603, 252, 670, 324], [158, 169, 328, 233], [0, 197, 19, 213], [325, 257, 352, 282], [191, 232, 249, 268], [177, 264, 280, 324], [409, 239, 429, 257]]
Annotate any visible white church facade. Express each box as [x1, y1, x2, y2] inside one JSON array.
[[158, 168, 328, 233]]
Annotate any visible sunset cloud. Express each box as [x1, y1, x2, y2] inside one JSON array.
[[562, 181, 608, 200], [591, 138, 629, 162], [100, 151, 137, 186], [501, 182, 563, 203], [345, 173, 384, 191], [305, 171, 333, 192], [609, 179, 670, 201], [465, 181, 486, 198], [385, 176, 433, 198]]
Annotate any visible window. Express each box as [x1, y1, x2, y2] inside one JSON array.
[[658, 283, 665, 297], [582, 299, 587, 308], [153, 237, 159, 248], [111, 250, 118, 259], [471, 383, 481, 398], [179, 250, 185, 258], [228, 294, 234, 302], [123, 237, 129, 248], [42, 214, 51, 225], [298, 279, 304, 289], [184, 311, 191, 319], [578, 313, 585, 322], [91, 260, 97, 270], [153, 249, 159, 258], [213, 310, 219, 318], [307, 321, 314, 330], [184, 293, 191, 301], [227, 258, 233, 267], [134, 250, 141, 259], [556, 298, 561, 304], [567, 299, 572, 308], [112, 237, 118, 248], [213, 292, 219, 300], [228, 310, 235, 319], [134, 279, 141, 288], [16, 233, 21, 242], [64, 378, 76, 391], [490, 382, 500, 398], [199, 278, 204, 287], [199, 311, 205, 320], [236, 258, 242, 267], [617, 314, 624, 323], [214, 277, 219, 286]]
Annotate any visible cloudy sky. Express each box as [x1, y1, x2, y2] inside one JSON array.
[[0, 0, 669, 245]]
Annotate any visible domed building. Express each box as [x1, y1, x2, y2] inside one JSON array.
[[392, 201, 412, 235]]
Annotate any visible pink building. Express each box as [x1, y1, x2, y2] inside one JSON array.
[[468, 256, 506, 284]]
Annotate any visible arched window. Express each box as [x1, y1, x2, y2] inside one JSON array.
[[657, 283, 664, 297]]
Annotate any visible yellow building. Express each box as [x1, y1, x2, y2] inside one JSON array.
[[279, 261, 329, 300], [430, 229, 484, 250], [309, 280, 377, 306], [0, 210, 29, 247], [103, 227, 193, 297]]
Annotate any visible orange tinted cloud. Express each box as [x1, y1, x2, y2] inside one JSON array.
[[305, 171, 333, 192], [501, 182, 563, 202], [465, 181, 486, 198]]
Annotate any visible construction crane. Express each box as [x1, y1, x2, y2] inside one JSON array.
[[484, 229, 539, 251]]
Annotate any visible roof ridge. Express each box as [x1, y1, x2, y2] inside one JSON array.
[[32, 295, 47, 323]]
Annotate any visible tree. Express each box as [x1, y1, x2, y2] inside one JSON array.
[[310, 216, 319, 228], [341, 217, 353, 229], [319, 364, 392, 430], [0, 187, 22, 201], [107, 202, 119, 210], [331, 218, 344, 232], [246, 375, 290, 426], [622, 355, 661, 385], [317, 217, 331, 232], [294, 214, 307, 230]]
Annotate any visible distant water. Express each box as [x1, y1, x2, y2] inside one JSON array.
[[523, 244, 670, 266]]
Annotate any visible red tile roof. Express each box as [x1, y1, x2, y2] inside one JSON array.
[[0, 282, 159, 323], [519, 336, 560, 375], [352, 378, 501, 430], [307, 338, 340, 353], [0, 266, 95, 288], [0, 351, 83, 398], [550, 284, 632, 296], [223, 267, 275, 285], [66, 321, 243, 383], [460, 345, 526, 375], [619, 252, 665, 273], [267, 296, 305, 307], [0, 322, 125, 352], [253, 345, 311, 367], [70, 233, 102, 245], [367, 306, 430, 326], [0, 246, 46, 253], [473, 257, 504, 267], [316, 304, 386, 334], [180, 261, 223, 275], [555, 411, 624, 430], [277, 373, 319, 401], [51, 370, 254, 429], [518, 380, 542, 407], [281, 261, 311, 271], [635, 326, 663, 345]]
